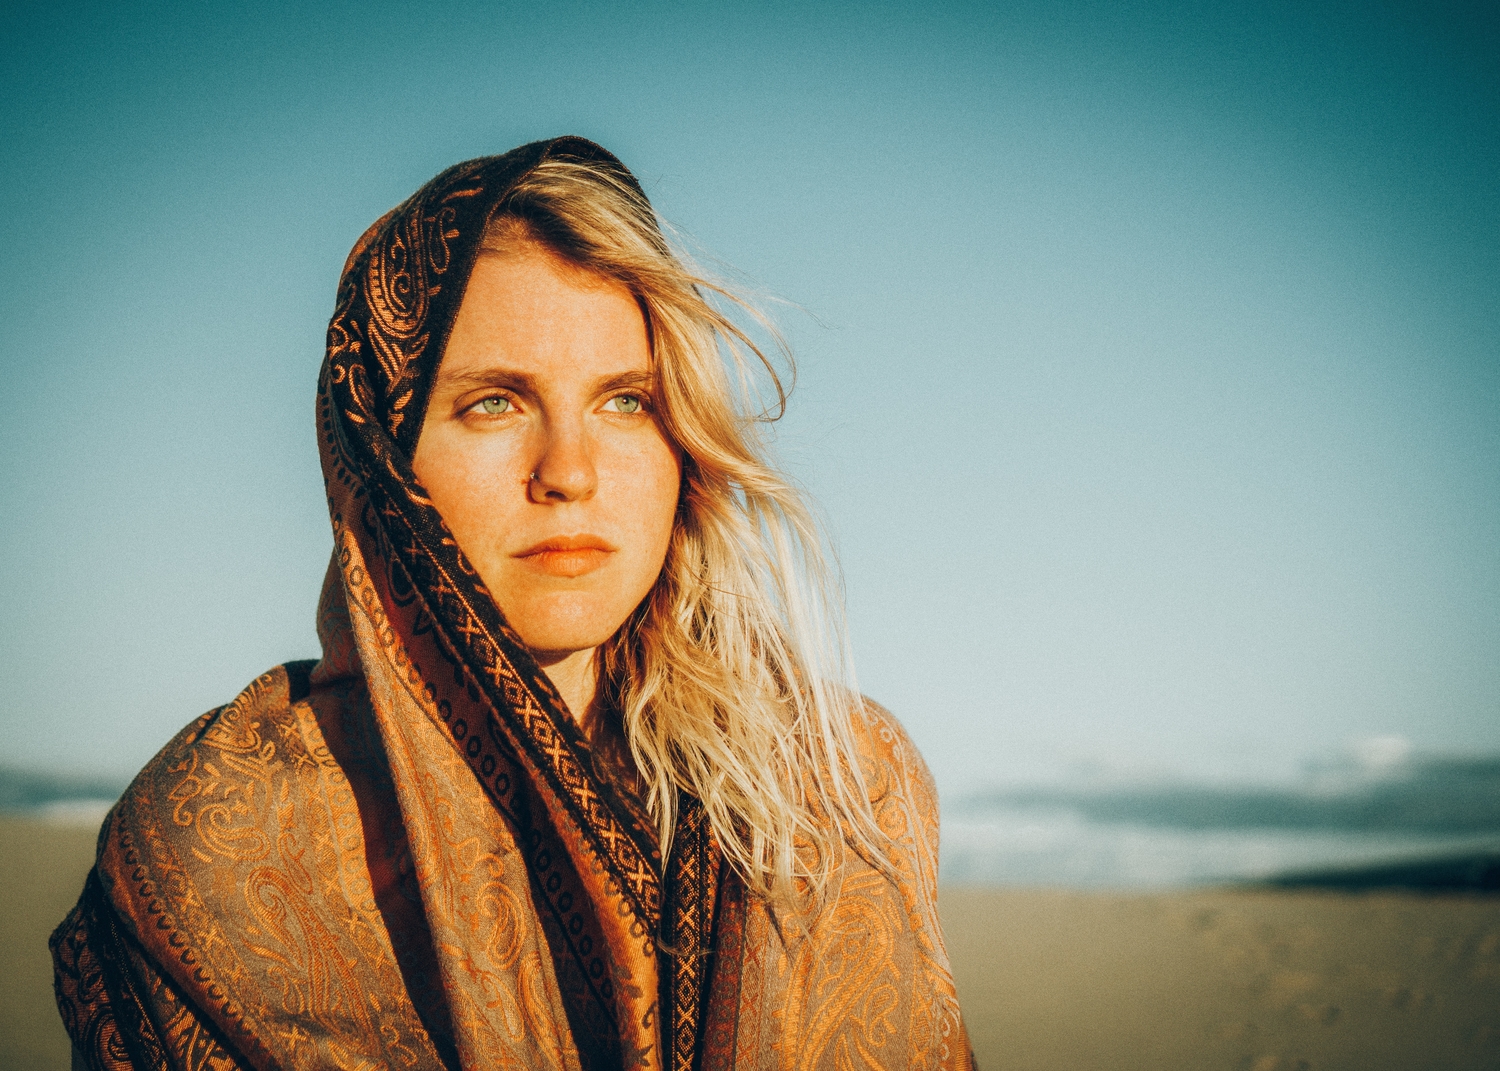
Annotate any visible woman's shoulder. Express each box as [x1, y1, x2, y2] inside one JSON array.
[[848, 695, 939, 818], [842, 695, 944, 904], [98, 659, 329, 870], [126, 659, 319, 778]]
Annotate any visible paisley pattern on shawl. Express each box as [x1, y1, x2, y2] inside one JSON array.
[[50, 136, 975, 1070]]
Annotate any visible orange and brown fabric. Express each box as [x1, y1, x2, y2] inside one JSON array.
[[51, 137, 974, 1070]]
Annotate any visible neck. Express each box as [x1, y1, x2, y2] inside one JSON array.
[[535, 647, 600, 729]]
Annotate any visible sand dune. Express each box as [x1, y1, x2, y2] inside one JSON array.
[[3, 817, 1497, 1070]]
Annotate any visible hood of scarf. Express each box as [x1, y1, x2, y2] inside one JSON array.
[[311, 135, 715, 1070]]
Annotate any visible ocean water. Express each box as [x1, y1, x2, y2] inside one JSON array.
[[939, 808, 1500, 889], [31, 798, 117, 827], [940, 750, 1500, 888]]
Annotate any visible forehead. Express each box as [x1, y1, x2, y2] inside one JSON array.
[[440, 245, 649, 381]]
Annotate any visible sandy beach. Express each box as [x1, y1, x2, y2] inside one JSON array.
[[944, 887, 1499, 1070], [4, 816, 1497, 1070]]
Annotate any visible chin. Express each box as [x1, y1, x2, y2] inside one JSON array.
[[506, 596, 635, 658]]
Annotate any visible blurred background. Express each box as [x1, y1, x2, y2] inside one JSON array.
[[2, 0, 1497, 889]]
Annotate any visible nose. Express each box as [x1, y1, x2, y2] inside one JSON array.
[[527, 416, 597, 504]]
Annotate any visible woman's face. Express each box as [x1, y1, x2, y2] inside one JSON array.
[[412, 242, 681, 663]]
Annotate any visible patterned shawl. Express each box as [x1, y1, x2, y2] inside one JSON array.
[[51, 137, 974, 1071]]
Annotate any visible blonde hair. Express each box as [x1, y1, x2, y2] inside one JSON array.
[[483, 158, 889, 904]]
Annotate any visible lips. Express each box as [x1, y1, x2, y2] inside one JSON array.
[[512, 534, 616, 578]]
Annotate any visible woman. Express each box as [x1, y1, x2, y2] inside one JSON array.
[[51, 136, 973, 1070]]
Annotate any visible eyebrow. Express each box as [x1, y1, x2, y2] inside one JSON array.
[[433, 368, 655, 396]]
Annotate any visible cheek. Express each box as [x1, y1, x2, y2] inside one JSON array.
[[593, 435, 680, 608], [619, 437, 682, 549], [413, 436, 527, 549]]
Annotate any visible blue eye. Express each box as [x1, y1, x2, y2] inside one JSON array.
[[608, 395, 642, 414], [478, 396, 512, 415]]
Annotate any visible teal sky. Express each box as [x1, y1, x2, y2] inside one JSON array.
[[2, 0, 1496, 793]]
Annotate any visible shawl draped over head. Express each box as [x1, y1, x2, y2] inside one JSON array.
[[51, 136, 974, 1071]]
